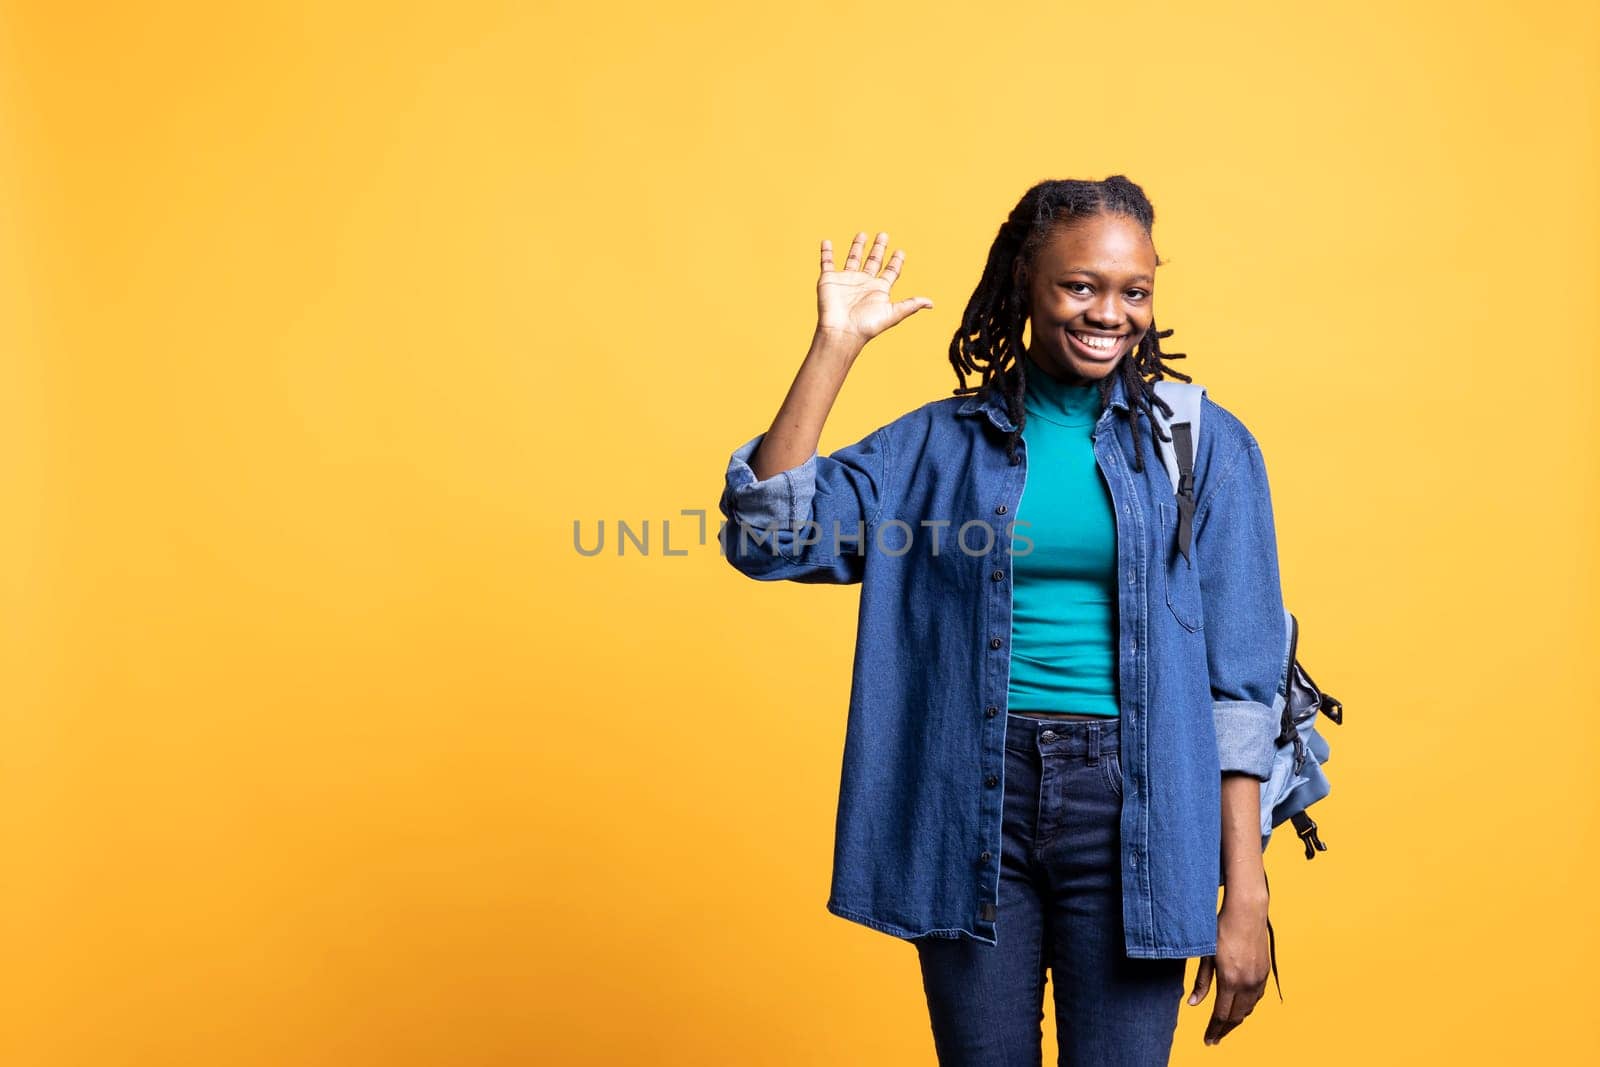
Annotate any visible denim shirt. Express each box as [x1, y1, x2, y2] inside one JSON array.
[[716, 370, 1287, 958]]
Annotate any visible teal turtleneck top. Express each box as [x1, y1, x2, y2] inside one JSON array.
[[1004, 352, 1120, 717]]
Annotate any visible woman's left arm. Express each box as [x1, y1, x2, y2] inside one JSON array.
[[1186, 434, 1283, 1043], [1190, 775, 1271, 1045]]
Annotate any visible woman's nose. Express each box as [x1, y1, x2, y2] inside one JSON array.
[[1086, 297, 1126, 329]]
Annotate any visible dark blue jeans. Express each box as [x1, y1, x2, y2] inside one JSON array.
[[911, 713, 1187, 1066]]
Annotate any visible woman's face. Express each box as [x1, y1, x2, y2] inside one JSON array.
[[1015, 213, 1157, 385]]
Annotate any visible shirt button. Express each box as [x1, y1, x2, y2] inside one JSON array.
[[989, 637, 1002, 650], [994, 504, 1007, 515], [1130, 854, 1139, 869], [1131, 637, 1138, 653], [985, 775, 998, 787], [1127, 569, 1135, 586], [985, 706, 998, 718], [991, 569, 1004, 582], [979, 850, 992, 862]]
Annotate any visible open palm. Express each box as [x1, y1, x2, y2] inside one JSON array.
[[816, 231, 934, 345]]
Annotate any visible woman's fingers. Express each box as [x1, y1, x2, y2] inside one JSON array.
[[825, 231, 915, 278], [1206, 984, 1258, 1046], [1187, 955, 1214, 1005], [879, 248, 904, 287], [885, 295, 934, 329], [823, 232, 911, 283], [1206, 985, 1240, 1045], [1202, 962, 1266, 1045], [1205, 1008, 1238, 1045], [862, 231, 888, 274], [843, 231, 867, 271]]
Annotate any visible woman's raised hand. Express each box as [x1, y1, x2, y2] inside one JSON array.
[[816, 232, 934, 347], [744, 232, 930, 481]]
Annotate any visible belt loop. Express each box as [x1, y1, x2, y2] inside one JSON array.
[[1088, 724, 1101, 764]]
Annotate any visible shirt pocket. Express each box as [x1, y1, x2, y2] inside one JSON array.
[[1156, 500, 1205, 633]]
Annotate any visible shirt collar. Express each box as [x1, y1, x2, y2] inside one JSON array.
[[955, 367, 1130, 432]]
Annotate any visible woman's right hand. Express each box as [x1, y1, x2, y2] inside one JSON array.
[[815, 231, 934, 348]]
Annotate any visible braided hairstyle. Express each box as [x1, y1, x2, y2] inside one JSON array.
[[948, 176, 1191, 470]]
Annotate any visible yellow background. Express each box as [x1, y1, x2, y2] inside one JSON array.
[[2, 1, 1595, 1063]]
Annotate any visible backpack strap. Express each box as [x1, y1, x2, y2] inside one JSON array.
[[1263, 869, 1283, 1001], [1149, 381, 1207, 563]]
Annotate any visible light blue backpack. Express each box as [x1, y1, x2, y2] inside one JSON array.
[[1149, 381, 1345, 998], [1148, 380, 1343, 854]]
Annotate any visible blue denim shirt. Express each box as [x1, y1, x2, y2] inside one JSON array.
[[717, 371, 1287, 958]]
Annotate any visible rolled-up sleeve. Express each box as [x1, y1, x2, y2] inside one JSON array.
[[1194, 437, 1289, 780], [717, 424, 889, 585]]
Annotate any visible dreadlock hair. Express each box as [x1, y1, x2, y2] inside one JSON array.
[[948, 175, 1191, 471]]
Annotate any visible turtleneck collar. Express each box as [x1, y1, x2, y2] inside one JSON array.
[[1022, 350, 1103, 426]]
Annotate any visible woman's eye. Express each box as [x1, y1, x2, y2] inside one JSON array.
[[1126, 289, 1149, 300], [1062, 282, 1091, 295]]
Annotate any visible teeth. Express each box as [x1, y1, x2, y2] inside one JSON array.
[[1072, 331, 1121, 351]]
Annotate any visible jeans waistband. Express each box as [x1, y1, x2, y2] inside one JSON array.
[[1005, 711, 1121, 757]]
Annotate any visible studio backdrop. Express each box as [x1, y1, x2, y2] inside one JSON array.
[[1, 2, 1595, 1064]]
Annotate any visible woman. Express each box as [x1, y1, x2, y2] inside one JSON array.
[[718, 177, 1278, 1064]]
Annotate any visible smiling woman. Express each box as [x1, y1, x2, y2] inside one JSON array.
[[719, 176, 1284, 1064], [1018, 216, 1157, 370], [950, 181, 1191, 472]]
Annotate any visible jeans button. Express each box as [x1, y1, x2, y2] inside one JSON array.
[[1040, 730, 1056, 741]]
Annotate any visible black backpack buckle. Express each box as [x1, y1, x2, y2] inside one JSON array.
[[1291, 812, 1327, 860]]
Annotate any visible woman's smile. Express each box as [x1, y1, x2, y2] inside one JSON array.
[[1065, 328, 1129, 362]]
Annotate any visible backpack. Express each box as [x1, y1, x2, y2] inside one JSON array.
[[1149, 380, 1345, 999]]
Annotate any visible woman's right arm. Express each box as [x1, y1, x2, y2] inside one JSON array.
[[746, 327, 865, 482], [719, 232, 934, 585]]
